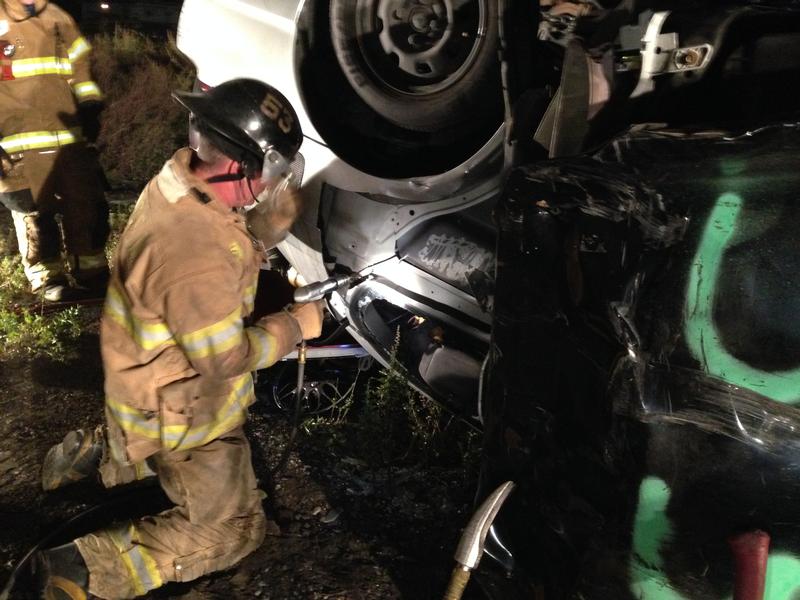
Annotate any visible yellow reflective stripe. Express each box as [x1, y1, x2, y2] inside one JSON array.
[[247, 327, 280, 371], [106, 397, 159, 438], [165, 374, 253, 449], [133, 460, 154, 481], [177, 307, 244, 360], [73, 80, 102, 100], [11, 56, 72, 77], [107, 523, 162, 595], [106, 375, 254, 450], [76, 251, 107, 270], [68, 36, 91, 62], [244, 283, 256, 313], [0, 128, 82, 152], [104, 284, 175, 351]]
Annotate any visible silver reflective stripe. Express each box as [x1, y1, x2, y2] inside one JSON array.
[[247, 327, 276, 371], [0, 129, 81, 152], [165, 376, 254, 446], [73, 80, 101, 100], [68, 36, 91, 61], [107, 522, 163, 594], [180, 319, 243, 355]]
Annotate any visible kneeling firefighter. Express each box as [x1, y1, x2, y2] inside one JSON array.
[[0, 0, 110, 301], [32, 78, 324, 599]]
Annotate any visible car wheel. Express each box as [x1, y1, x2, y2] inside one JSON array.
[[329, 0, 500, 133]]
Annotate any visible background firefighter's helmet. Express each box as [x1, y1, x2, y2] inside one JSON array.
[[172, 79, 302, 180]]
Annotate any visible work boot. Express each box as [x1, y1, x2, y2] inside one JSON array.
[[30, 542, 89, 600], [73, 269, 110, 301], [41, 427, 104, 491], [38, 275, 81, 303]]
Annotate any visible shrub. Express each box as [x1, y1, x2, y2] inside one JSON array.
[[0, 240, 29, 307], [91, 28, 194, 188], [356, 337, 480, 468], [0, 226, 82, 361], [0, 306, 82, 361]]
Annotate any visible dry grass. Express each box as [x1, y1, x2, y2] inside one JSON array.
[[91, 28, 195, 187]]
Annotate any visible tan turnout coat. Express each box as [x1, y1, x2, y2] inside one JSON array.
[[0, 0, 102, 161], [103, 148, 303, 465]]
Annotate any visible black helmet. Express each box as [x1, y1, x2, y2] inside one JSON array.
[[172, 79, 303, 181]]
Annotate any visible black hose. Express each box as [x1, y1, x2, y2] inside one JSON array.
[[0, 483, 165, 600], [0, 504, 107, 600], [308, 318, 349, 348]]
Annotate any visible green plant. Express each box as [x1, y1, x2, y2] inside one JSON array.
[[0, 306, 82, 361], [0, 225, 83, 361], [0, 253, 30, 307]]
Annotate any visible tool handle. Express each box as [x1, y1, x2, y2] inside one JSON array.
[[729, 530, 770, 600], [442, 566, 471, 600]]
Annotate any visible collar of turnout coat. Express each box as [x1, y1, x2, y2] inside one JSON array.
[[156, 147, 243, 222], [3, 0, 48, 21]]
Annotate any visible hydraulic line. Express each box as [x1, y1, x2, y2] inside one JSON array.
[[270, 340, 307, 477]]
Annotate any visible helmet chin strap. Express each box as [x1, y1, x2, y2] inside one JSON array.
[[204, 162, 261, 206], [204, 172, 245, 184]]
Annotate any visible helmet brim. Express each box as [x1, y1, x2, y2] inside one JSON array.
[[172, 89, 263, 168]]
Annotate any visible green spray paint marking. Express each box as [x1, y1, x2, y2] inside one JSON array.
[[684, 192, 800, 403], [630, 477, 684, 600], [628, 195, 800, 598], [764, 554, 800, 598], [630, 477, 800, 599]]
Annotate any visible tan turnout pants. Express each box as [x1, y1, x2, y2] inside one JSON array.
[[74, 427, 267, 599], [0, 143, 109, 290]]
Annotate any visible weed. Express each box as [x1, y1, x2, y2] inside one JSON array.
[[106, 201, 135, 265], [0, 306, 82, 361], [354, 334, 480, 469], [0, 224, 83, 361], [0, 253, 30, 307]]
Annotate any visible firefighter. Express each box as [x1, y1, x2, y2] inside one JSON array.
[[32, 78, 325, 599], [0, 0, 110, 301]]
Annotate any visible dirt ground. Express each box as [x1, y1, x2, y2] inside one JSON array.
[[0, 303, 487, 600]]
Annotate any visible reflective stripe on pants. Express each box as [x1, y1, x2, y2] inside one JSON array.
[[74, 427, 267, 599]]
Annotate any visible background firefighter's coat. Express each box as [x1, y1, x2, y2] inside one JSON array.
[[0, 0, 102, 158], [0, 0, 108, 291]]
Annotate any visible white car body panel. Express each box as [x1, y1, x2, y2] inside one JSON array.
[[177, 0, 506, 289]]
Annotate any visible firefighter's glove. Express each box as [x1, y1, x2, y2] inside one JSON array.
[[246, 187, 302, 250], [78, 101, 104, 144], [288, 300, 324, 340]]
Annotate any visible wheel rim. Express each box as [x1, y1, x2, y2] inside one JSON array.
[[357, 0, 489, 95], [273, 378, 346, 415]]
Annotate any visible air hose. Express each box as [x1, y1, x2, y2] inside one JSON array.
[[0, 483, 166, 600], [269, 340, 307, 477]]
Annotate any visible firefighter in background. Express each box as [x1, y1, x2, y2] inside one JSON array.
[[33, 78, 324, 599], [0, 0, 109, 301]]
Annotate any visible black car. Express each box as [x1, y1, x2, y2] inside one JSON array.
[[177, 0, 800, 597]]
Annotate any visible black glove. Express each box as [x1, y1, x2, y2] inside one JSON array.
[[78, 101, 104, 144]]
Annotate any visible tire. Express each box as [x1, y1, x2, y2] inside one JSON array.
[[329, 0, 500, 133]]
